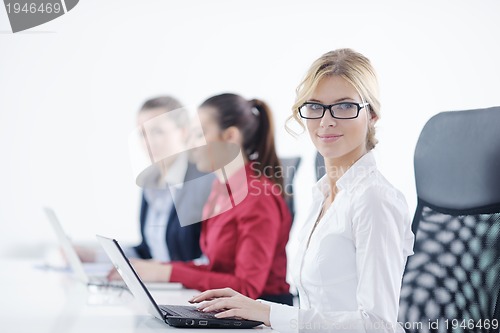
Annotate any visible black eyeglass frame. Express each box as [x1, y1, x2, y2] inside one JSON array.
[[298, 101, 370, 119]]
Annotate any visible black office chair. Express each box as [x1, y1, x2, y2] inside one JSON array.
[[256, 156, 301, 306], [398, 107, 500, 333], [280, 157, 301, 223]]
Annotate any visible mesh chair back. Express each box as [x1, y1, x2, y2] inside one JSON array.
[[399, 107, 500, 333]]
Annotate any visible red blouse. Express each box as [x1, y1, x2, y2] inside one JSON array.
[[170, 163, 291, 299]]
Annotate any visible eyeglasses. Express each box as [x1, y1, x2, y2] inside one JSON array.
[[298, 101, 369, 119]]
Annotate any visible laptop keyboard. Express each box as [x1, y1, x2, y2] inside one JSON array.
[[160, 305, 218, 319]]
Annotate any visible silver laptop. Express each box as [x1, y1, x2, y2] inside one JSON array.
[[96, 235, 263, 328], [44, 207, 182, 290]]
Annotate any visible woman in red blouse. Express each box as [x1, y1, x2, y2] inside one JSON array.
[[110, 93, 292, 305]]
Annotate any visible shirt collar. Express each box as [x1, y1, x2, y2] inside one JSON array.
[[313, 151, 377, 198]]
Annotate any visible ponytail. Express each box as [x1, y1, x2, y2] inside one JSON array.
[[248, 99, 283, 190]]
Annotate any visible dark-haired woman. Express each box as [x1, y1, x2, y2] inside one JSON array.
[[109, 93, 293, 305]]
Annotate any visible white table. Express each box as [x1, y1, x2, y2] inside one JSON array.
[[0, 259, 272, 333]]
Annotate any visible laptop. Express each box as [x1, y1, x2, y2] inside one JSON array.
[[96, 235, 263, 328], [44, 207, 182, 291]]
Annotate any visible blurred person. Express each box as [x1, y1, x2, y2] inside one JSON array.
[[76, 96, 213, 263]]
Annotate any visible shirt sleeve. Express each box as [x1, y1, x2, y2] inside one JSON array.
[[267, 185, 414, 333], [170, 196, 283, 299]]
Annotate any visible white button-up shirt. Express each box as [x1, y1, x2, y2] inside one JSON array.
[[267, 151, 415, 332]]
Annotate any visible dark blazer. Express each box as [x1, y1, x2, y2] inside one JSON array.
[[134, 162, 213, 261]]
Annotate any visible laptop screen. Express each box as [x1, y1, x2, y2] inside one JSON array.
[[96, 235, 164, 320]]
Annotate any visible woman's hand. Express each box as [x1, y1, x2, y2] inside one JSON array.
[[189, 288, 271, 326], [107, 259, 172, 282]]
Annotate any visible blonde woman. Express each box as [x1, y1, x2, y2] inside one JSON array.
[[189, 49, 415, 332]]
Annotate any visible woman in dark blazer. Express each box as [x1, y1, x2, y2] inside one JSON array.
[[77, 96, 213, 263]]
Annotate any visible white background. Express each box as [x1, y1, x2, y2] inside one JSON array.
[[1, 0, 499, 258]]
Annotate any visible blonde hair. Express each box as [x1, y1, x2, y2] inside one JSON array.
[[287, 48, 381, 150]]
